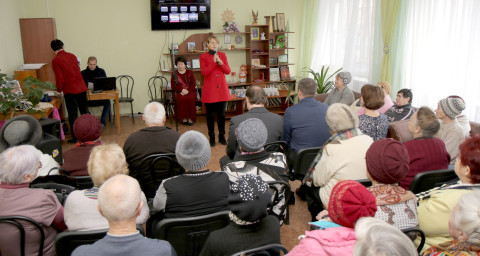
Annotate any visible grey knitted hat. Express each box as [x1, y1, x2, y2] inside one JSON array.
[[326, 103, 359, 133], [236, 118, 267, 152], [0, 115, 43, 152], [175, 131, 211, 171], [439, 97, 465, 119], [338, 72, 352, 85]]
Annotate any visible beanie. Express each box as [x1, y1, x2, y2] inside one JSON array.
[[175, 131, 211, 171], [73, 114, 102, 142], [439, 97, 466, 119], [366, 139, 409, 184], [237, 118, 267, 152], [338, 72, 352, 85], [0, 115, 43, 152], [326, 103, 359, 133], [229, 174, 272, 223]]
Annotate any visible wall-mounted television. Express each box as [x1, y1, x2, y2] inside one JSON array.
[[151, 0, 211, 31]]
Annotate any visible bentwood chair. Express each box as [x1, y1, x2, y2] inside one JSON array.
[[231, 244, 288, 256], [147, 76, 170, 118], [409, 169, 458, 194], [116, 75, 135, 123], [0, 216, 45, 256]]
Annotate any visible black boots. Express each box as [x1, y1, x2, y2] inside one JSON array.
[[218, 133, 227, 145], [209, 133, 216, 147]]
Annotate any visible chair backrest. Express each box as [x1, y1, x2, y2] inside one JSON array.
[[55, 229, 108, 256], [116, 75, 134, 99], [264, 141, 290, 155], [0, 216, 45, 256], [291, 147, 321, 181], [148, 76, 169, 103], [409, 169, 458, 194], [71, 176, 94, 190], [30, 183, 76, 205], [401, 227, 426, 253], [152, 211, 230, 256], [356, 179, 372, 188], [231, 243, 288, 256], [136, 153, 185, 199], [267, 180, 291, 225]]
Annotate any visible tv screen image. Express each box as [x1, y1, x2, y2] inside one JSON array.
[[151, 0, 211, 30]]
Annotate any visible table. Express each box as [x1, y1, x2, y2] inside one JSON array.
[[0, 97, 60, 122], [87, 90, 120, 134]]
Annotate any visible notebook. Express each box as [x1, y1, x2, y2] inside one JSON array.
[[93, 77, 116, 92]]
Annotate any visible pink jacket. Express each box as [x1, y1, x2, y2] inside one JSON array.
[[288, 227, 356, 256], [357, 94, 394, 115]]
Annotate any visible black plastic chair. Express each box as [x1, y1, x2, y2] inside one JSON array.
[[264, 141, 290, 155], [0, 216, 45, 256], [401, 227, 426, 253], [231, 243, 288, 256], [267, 180, 291, 225], [290, 147, 321, 181], [148, 76, 170, 118], [116, 75, 135, 123], [30, 183, 76, 205], [356, 179, 372, 188], [409, 169, 457, 194], [151, 211, 230, 256], [55, 229, 108, 256]]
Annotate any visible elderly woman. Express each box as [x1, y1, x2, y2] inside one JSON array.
[[0, 145, 66, 256], [417, 135, 480, 250], [357, 81, 394, 115], [399, 107, 450, 189], [64, 143, 149, 231], [324, 71, 355, 106], [422, 191, 480, 255], [303, 103, 373, 219], [358, 84, 389, 141], [171, 55, 197, 125]]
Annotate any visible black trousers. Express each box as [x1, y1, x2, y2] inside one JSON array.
[[304, 185, 325, 222], [205, 101, 226, 137], [64, 92, 89, 140]]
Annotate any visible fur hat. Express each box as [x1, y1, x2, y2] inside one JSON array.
[[366, 139, 409, 184], [328, 180, 377, 228], [338, 72, 352, 85], [326, 103, 359, 133], [73, 114, 102, 142], [175, 131, 211, 171], [237, 118, 267, 152], [439, 97, 465, 119], [229, 174, 272, 223], [0, 115, 43, 152]]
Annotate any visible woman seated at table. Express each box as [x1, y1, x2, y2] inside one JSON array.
[[171, 56, 197, 125]]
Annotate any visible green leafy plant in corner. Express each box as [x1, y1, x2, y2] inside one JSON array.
[[304, 66, 343, 94]]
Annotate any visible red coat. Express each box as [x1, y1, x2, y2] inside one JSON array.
[[200, 51, 231, 103], [52, 50, 87, 94]]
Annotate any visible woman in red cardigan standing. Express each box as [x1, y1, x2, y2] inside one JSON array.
[[200, 35, 231, 146], [171, 56, 197, 125]]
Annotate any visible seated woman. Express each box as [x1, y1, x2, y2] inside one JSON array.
[[289, 180, 377, 255], [416, 135, 480, 250], [303, 103, 373, 220], [422, 191, 480, 255], [324, 71, 355, 106], [366, 139, 418, 230], [358, 84, 389, 141], [0, 145, 66, 256], [200, 174, 280, 256], [171, 56, 197, 125], [64, 143, 149, 231], [356, 81, 394, 115], [400, 107, 450, 189], [61, 114, 103, 176]]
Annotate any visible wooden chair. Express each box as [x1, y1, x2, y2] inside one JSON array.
[[0, 216, 45, 256], [116, 75, 135, 123], [147, 76, 170, 118], [409, 169, 458, 194]]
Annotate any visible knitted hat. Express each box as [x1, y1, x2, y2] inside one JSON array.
[[338, 72, 352, 85], [237, 118, 267, 152], [73, 114, 102, 142], [439, 97, 466, 119], [326, 103, 359, 133], [328, 180, 377, 228], [366, 139, 409, 184], [229, 174, 272, 223], [0, 115, 43, 152], [175, 131, 211, 171]]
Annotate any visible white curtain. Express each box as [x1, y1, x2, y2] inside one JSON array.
[[310, 0, 376, 92], [404, 0, 480, 121]]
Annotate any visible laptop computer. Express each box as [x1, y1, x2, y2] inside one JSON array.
[[93, 77, 116, 92]]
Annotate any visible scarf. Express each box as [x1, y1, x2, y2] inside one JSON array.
[[422, 240, 480, 256], [303, 127, 362, 187], [368, 184, 415, 206]]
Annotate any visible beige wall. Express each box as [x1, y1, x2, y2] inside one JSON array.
[[0, 0, 25, 76], [15, 0, 302, 114]]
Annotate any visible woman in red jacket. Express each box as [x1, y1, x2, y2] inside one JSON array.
[[200, 36, 231, 146], [171, 56, 197, 125]]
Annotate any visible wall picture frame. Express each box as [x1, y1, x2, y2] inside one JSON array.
[[270, 68, 280, 82], [251, 58, 261, 67], [251, 27, 260, 40], [276, 13, 286, 32], [269, 57, 278, 65], [192, 58, 200, 69], [278, 54, 288, 64], [202, 41, 208, 51], [224, 34, 231, 44], [187, 42, 196, 52]]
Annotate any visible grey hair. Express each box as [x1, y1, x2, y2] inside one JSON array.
[[353, 217, 418, 256], [98, 174, 142, 222], [143, 102, 166, 125], [0, 145, 41, 184], [326, 103, 360, 133], [451, 191, 480, 245]]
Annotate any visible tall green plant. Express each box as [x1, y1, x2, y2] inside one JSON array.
[[305, 66, 343, 94]]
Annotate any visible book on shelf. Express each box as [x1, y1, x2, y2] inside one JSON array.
[[269, 68, 280, 82], [280, 66, 290, 81]]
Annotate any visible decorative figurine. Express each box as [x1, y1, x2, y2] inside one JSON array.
[[260, 32, 266, 40], [252, 10, 259, 25], [239, 65, 247, 83]]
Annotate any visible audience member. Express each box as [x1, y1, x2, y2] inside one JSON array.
[[400, 107, 450, 189], [448, 96, 471, 137], [303, 103, 373, 220], [422, 191, 480, 255], [366, 139, 418, 230], [123, 102, 181, 198], [171, 56, 197, 125], [223, 85, 283, 165], [416, 135, 480, 250], [72, 175, 176, 256], [200, 174, 280, 256], [64, 144, 149, 231], [324, 71, 355, 106], [153, 131, 229, 218], [61, 114, 103, 176], [385, 88, 415, 122], [435, 97, 467, 164], [356, 81, 394, 115], [289, 180, 377, 255], [354, 217, 418, 256], [0, 145, 66, 256], [358, 84, 389, 141]]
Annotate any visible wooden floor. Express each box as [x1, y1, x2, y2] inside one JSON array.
[[61, 115, 311, 251]]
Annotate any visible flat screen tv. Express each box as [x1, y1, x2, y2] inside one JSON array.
[[151, 0, 211, 31]]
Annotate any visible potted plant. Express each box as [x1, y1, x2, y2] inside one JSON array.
[[305, 66, 343, 94]]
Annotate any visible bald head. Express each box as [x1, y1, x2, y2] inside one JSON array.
[[98, 174, 142, 222], [143, 102, 166, 126]]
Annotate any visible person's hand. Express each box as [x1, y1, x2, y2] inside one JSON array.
[[316, 210, 329, 221], [181, 89, 188, 95], [214, 53, 223, 65]]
